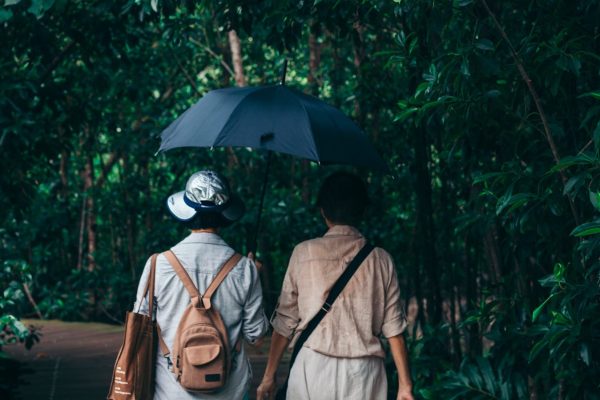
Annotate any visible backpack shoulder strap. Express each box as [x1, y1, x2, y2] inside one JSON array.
[[163, 250, 201, 303], [201, 253, 242, 310]]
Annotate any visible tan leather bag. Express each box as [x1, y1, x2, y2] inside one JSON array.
[[107, 254, 158, 400], [161, 250, 241, 393]]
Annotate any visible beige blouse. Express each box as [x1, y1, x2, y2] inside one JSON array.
[[271, 225, 408, 359]]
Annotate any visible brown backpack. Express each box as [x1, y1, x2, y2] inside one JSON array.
[[158, 250, 241, 392]]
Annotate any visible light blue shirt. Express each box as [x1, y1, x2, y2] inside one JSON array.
[[134, 232, 269, 400]]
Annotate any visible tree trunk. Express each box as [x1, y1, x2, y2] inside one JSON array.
[[226, 29, 244, 172], [410, 225, 426, 331], [413, 126, 441, 324], [228, 30, 247, 87], [483, 224, 503, 290], [351, 18, 366, 126], [83, 156, 96, 272], [302, 23, 322, 203], [77, 194, 86, 271], [464, 234, 481, 357], [328, 30, 342, 108], [308, 24, 321, 96], [119, 158, 137, 280]]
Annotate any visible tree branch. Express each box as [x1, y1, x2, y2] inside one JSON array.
[[39, 40, 76, 85], [190, 38, 235, 78], [167, 46, 201, 95], [95, 152, 120, 188], [481, 0, 579, 224]]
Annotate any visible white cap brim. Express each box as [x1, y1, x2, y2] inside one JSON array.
[[166, 191, 197, 221]]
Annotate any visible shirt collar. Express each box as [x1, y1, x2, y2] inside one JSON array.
[[179, 232, 229, 246], [323, 224, 363, 238]]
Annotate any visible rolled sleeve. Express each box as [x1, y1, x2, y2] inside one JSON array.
[[242, 259, 269, 343], [381, 261, 408, 338], [270, 248, 300, 339]]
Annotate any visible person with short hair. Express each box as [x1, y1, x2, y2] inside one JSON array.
[[257, 171, 414, 400], [135, 170, 269, 400]]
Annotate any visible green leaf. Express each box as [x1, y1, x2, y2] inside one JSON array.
[[593, 120, 600, 153], [476, 357, 496, 395], [484, 89, 501, 98], [454, 0, 473, 6], [589, 190, 600, 211], [529, 339, 548, 363], [570, 219, 600, 237], [550, 153, 597, 172], [27, 0, 54, 18], [474, 38, 494, 51], [496, 193, 536, 215], [0, 8, 12, 21], [414, 81, 430, 98], [577, 91, 600, 101], [551, 310, 571, 326], [394, 107, 418, 123], [532, 293, 557, 322], [473, 172, 506, 185], [580, 343, 590, 366], [4, 0, 21, 5], [563, 175, 584, 196], [553, 263, 565, 280]]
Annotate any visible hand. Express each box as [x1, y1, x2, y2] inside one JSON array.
[[397, 387, 414, 400], [247, 252, 263, 271], [256, 376, 276, 400]]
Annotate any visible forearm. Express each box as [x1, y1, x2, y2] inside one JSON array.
[[388, 334, 413, 390], [262, 330, 290, 380]]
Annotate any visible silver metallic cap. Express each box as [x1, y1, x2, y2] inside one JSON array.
[[185, 170, 230, 206], [166, 170, 244, 222]]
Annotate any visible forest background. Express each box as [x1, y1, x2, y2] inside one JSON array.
[[1, 0, 599, 399]]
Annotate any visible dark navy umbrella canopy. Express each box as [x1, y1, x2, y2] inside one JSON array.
[[159, 85, 387, 171]]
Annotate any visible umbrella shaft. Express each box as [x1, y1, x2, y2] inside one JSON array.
[[251, 151, 272, 254]]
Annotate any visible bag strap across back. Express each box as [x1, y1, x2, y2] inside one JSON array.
[[289, 242, 374, 364], [155, 251, 242, 359], [276, 242, 375, 400], [202, 253, 243, 309], [163, 250, 242, 309]]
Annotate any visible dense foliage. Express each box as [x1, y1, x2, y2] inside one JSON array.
[[1, 0, 599, 398]]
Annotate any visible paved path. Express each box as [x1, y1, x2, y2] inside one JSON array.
[[4, 319, 289, 400]]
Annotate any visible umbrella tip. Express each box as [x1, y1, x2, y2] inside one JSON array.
[[280, 59, 288, 85]]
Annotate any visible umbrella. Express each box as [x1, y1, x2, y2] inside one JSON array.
[[158, 88, 386, 171], [158, 62, 387, 251]]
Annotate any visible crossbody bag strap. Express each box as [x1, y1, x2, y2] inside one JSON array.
[[289, 242, 375, 367], [202, 253, 242, 309]]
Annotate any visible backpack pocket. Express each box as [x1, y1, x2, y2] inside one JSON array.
[[180, 344, 225, 391]]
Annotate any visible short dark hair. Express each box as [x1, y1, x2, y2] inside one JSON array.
[[316, 171, 368, 226], [183, 212, 230, 230]]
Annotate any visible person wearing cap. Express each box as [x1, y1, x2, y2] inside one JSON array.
[[257, 171, 414, 400], [134, 170, 269, 400]]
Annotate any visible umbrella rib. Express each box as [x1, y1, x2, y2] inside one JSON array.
[[211, 90, 256, 147], [292, 93, 321, 162]]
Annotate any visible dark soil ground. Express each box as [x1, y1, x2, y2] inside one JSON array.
[[3, 319, 288, 400]]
